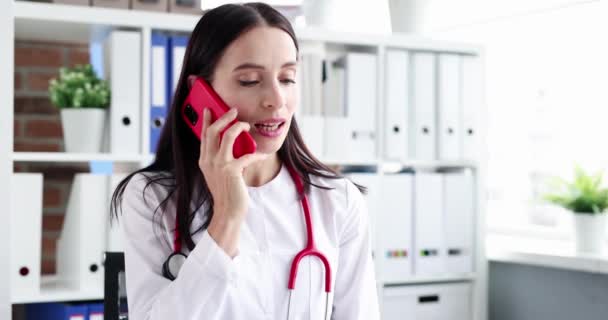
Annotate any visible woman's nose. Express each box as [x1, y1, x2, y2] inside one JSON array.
[[262, 80, 286, 109]]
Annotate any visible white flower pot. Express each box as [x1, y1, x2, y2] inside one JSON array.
[[573, 213, 607, 255], [60, 108, 106, 153]]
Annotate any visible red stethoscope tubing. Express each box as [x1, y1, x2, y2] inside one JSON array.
[[171, 164, 332, 293]]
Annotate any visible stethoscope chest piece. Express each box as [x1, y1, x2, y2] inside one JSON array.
[[162, 251, 188, 281]]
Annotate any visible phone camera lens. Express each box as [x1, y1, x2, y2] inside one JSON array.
[[184, 104, 198, 126]]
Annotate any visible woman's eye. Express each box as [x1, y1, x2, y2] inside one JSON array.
[[281, 78, 296, 85], [239, 80, 259, 87]]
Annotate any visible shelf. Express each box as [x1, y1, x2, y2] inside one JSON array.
[[486, 233, 608, 274], [14, 1, 199, 43], [12, 152, 146, 163], [380, 159, 478, 171], [11, 276, 103, 304], [382, 273, 477, 286], [13, 1, 482, 55]]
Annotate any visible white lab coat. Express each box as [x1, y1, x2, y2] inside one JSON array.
[[120, 163, 380, 320]]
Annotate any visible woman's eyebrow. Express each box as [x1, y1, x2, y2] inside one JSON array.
[[233, 61, 297, 72]]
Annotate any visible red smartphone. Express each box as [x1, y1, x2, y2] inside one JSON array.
[[181, 77, 257, 158]]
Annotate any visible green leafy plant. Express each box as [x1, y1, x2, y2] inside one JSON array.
[[48, 64, 110, 109], [543, 166, 608, 215]]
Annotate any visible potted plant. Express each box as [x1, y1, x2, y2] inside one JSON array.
[[543, 166, 608, 254], [49, 64, 110, 153]]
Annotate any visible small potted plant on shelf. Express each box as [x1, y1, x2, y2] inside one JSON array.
[[543, 166, 608, 255], [49, 64, 110, 153]]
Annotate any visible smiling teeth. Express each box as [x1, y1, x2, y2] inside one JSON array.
[[257, 123, 280, 131]]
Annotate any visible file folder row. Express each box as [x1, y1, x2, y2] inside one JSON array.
[[347, 171, 476, 284], [384, 49, 482, 162], [10, 173, 126, 300], [150, 31, 189, 154], [298, 51, 378, 162], [25, 301, 104, 320]]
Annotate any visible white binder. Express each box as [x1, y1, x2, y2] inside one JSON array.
[[438, 54, 463, 161], [461, 55, 482, 161], [410, 52, 437, 161], [57, 174, 109, 292], [382, 282, 472, 320], [345, 172, 380, 253], [413, 172, 445, 275], [104, 30, 142, 154], [384, 49, 409, 161], [344, 53, 377, 162], [10, 173, 43, 299], [444, 171, 475, 274], [378, 173, 413, 283], [107, 174, 127, 253], [323, 116, 352, 160], [298, 115, 324, 157]]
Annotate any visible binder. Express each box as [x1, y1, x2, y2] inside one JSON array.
[[106, 174, 127, 253], [344, 52, 377, 161], [382, 283, 472, 320], [169, 35, 189, 105], [26, 302, 89, 320], [308, 53, 323, 116], [384, 49, 409, 161], [322, 57, 345, 118], [409, 52, 437, 161], [87, 302, 104, 320], [104, 30, 142, 154], [443, 171, 475, 274], [298, 115, 324, 157], [10, 173, 43, 299], [413, 172, 445, 275], [345, 172, 380, 251], [323, 116, 352, 160], [169, 0, 202, 14], [131, 0, 168, 12], [56, 174, 109, 293], [461, 55, 482, 161], [91, 0, 128, 9], [150, 32, 170, 154], [437, 53, 462, 161], [377, 173, 413, 283]]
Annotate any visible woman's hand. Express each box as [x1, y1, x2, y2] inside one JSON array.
[[198, 107, 267, 257]]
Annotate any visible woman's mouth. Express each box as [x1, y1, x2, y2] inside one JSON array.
[[254, 121, 286, 138]]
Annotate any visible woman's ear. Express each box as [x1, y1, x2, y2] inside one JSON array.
[[187, 75, 197, 90]]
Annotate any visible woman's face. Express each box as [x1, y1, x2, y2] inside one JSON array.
[[211, 26, 298, 155]]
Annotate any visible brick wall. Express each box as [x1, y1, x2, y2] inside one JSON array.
[[13, 40, 91, 275]]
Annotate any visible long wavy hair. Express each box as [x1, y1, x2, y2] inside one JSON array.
[[111, 2, 364, 252]]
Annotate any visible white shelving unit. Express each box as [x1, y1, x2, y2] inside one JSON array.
[[2, 1, 488, 319]]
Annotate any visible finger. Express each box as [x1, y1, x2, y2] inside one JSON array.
[[200, 108, 211, 159], [219, 121, 251, 161], [234, 152, 270, 170], [206, 108, 238, 156]]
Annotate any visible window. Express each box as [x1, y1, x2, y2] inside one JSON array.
[[429, 1, 608, 237]]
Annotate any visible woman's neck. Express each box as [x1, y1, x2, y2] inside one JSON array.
[[242, 152, 281, 187]]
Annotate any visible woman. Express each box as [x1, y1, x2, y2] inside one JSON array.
[[111, 3, 379, 319]]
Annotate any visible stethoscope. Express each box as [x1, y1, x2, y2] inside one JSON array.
[[162, 164, 333, 319]]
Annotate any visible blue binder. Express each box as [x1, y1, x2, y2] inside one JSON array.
[[168, 35, 190, 107], [26, 302, 88, 320], [150, 32, 170, 155], [87, 302, 104, 320]]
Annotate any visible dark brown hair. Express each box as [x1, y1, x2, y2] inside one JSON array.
[[111, 2, 364, 251]]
